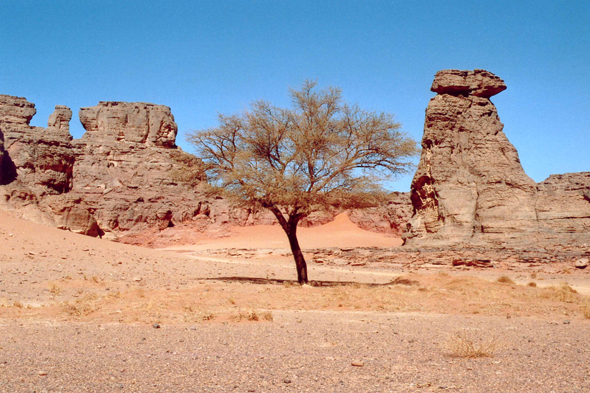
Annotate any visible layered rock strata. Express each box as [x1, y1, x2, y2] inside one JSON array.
[[404, 70, 590, 245]]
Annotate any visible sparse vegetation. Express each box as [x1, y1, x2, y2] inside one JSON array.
[[446, 331, 502, 358], [236, 309, 274, 322], [582, 303, 590, 319], [48, 282, 62, 295], [497, 276, 515, 285], [540, 284, 580, 303], [200, 311, 216, 321]]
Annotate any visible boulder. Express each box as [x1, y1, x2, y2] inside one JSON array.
[[431, 69, 507, 98], [575, 258, 589, 269]]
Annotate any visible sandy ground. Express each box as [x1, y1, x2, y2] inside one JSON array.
[[1, 210, 590, 392]]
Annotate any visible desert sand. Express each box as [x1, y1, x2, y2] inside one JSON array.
[[1, 210, 590, 392]]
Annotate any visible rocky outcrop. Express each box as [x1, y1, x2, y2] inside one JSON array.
[[0, 128, 5, 184], [405, 70, 590, 246], [0, 97, 74, 194], [79, 102, 177, 148], [348, 192, 412, 236], [67, 102, 206, 234], [536, 172, 590, 234], [0, 97, 285, 238]]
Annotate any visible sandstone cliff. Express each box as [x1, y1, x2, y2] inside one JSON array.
[[0, 97, 204, 237], [404, 70, 590, 246], [0, 96, 403, 240]]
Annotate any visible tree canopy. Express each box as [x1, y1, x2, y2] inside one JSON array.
[[189, 81, 418, 284]]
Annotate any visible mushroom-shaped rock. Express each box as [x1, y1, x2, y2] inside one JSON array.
[[431, 69, 507, 98]]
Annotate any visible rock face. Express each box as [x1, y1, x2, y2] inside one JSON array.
[[0, 97, 202, 236], [348, 192, 412, 236], [536, 172, 590, 234], [0, 128, 5, 185], [79, 102, 177, 148], [0, 97, 74, 194], [405, 70, 590, 246], [70, 102, 205, 234]]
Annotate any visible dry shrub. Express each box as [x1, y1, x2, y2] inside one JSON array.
[[581, 303, 590, 319], [392, 276, 419, 286], [201, 311, 216, 321], [446, 331, 502, 358], [236, 309, 273, 322], [540, 284, 579, 303], [48, 282, 62, 295], [496, 276, 515, 285], [527, 282, 537, 288], [61, 301, 95, 317]]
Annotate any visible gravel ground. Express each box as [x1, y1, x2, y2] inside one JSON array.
[[1, 311, 589, 393]]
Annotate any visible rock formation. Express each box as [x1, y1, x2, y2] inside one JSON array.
[[405, 69, 590, 246], [536, 172, 590, 234], [0, 97, 202, 236], [79, 102, 177, 148], [0, 97, 75, 194], [0, 128, 5, 185], [348, 192, 412, 236]]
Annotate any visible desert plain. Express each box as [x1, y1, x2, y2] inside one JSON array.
[[1, 210, 590, 393]]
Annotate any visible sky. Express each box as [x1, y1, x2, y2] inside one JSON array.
[[1, 0, 588, 191]]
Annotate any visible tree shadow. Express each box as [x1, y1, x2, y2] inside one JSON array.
[[205, 276, 412, 287]]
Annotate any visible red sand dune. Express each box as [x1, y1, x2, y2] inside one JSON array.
[[163, 212, 403, 251]]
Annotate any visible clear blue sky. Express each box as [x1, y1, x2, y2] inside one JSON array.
[[1, 1, 588, 191]]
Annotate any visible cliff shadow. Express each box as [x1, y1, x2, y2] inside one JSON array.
[[0, 153, 17, 185]]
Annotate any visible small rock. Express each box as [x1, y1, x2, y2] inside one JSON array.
[[152, 323, 160, 329], [351, 360, 364, 367], [575, 258, 589, 269], [133, 276, 142, 282], [38, 370, 47, 376], [564, 320, 570, 324], [283, 378, 292, 384]]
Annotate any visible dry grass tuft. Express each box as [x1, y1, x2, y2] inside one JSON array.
[[581, 304, 590, 319], [446, 331, 502, 358], [496, 276, 515, 285], [236, 309, 273, 322], [48, 282, 62, 295], [540, 284, 579, 303], [392, 276, 420, 286], [200, 311, 216, 321]]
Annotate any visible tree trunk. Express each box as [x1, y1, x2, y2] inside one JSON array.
[[286, 225, 308, 285], [267, 205, 309, 285]]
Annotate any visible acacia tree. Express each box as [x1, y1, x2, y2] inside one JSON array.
[[188, 81, 418, 284]]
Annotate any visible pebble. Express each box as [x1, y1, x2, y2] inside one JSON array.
[[152, 323, 161, 329], [133, 276, 143, 282], [38, 370, 47, 376], [351, 360, 365, 367]]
